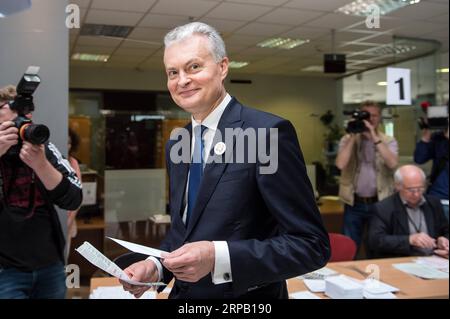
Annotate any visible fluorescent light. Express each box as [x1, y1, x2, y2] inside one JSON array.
[[436, 68, 449, 73], [229, 61, 249, 69], [71, 53, 110, 62], [336, 0, 421, 17], [257, 38, 309, 50], [301, 65, 323, 72], [377, 81, 387, 86]]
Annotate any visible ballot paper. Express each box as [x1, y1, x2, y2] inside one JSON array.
[[90, 286, 157, 299], [363, 291, 397, 299], [107, 236, 168, 258], [325, 275, 364, 299], [393, 263, 449, 280], [290, 291, 322, 299], [303, 279, 326, 292], [362, 278, 399, 295], [76, 242, 164, 287], [415, 256, 449, 273]]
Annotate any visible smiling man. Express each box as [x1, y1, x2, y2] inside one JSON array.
[[119, 22, 330, 299]]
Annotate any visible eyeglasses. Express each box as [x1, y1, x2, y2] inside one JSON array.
[[404, 187, 426, 194]]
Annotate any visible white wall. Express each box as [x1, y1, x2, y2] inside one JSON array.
[[70, 66, 339, 164]]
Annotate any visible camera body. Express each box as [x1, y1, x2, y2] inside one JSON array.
[[418, 105, 449, 130], [6, 67, 50, 156], [343, 110, 370, 134]]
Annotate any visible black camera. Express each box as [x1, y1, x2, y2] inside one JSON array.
[[418, 106, 449, 130], [343, 110, 370, 134], [7, 67, 50, 155]]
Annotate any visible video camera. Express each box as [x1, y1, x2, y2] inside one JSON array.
[[7, 66, 50, 155], [343, 109, 370, 134], [418, 105, 449, 130]]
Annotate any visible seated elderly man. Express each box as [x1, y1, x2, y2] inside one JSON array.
[[367, 165, 449, 259]]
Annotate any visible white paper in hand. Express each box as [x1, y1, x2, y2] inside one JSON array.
[[75, 242, 163, 287], [107, 237, 168, 258]]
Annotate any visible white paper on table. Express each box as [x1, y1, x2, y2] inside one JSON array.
[[393, 263, 449, 279], [303, 279, 326, 292], [76, 242, 164, 287], [415, 256, 449, 272], [290, 291, 321, 299], [362, 278, 399, 294], [107, 236, 168, 258], [363, 291, 397, 299]]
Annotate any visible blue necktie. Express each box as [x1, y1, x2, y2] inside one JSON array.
[[186, 125, 206, 226]]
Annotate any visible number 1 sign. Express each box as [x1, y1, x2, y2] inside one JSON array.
[[387, 67, 411, 105]]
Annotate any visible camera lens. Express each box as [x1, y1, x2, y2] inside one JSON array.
[[22, 123, 50, 144]]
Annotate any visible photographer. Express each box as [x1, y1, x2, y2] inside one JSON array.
[[414, 107, 449, 220], [0, 85, 82, 299], [336, 101, 398, 250]]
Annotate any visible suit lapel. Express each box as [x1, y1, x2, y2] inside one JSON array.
[[184, 99, 244, 239], [394, 194, 410, 234], [170, 124, 191, 227], [422, 197, 436, 237]]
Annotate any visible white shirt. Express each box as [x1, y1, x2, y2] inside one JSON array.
[[148, 93, 233, 285]]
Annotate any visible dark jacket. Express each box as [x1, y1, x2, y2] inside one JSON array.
[[0, 142, 83, 270], [160, 98, 330, 298], [367, 193, 449, 259]]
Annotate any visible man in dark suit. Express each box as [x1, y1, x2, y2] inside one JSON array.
[[367, 165, 449, 259], [119, 22, 330, 299]]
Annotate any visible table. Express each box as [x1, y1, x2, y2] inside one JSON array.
[[90, 256, 448, 299]]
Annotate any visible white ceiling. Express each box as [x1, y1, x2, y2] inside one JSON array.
[[70, 0, 449, 77]]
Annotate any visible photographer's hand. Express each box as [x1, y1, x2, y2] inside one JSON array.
[[20, 141, 62, 190], [363, 120, 378, 141], [0, 121, 19, 157]]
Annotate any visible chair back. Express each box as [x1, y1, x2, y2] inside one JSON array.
[[328, 233, 357, 262]]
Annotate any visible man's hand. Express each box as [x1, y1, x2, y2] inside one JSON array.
[[434, 237, 449, 259], [362, 119, 378, 142], [19, 142, 48, 171], [0, 121, 18, 157], [409, 232, 437, 249], [162, 241, 215, 283], [120, 260, 159, 298]]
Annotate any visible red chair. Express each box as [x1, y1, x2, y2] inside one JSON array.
[[328, 233, 357, 262]]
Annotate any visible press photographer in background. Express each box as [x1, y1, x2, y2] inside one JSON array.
[[0, 80, 82, 298], [414, 103, 449, 221], [336, 100, 398, 251]]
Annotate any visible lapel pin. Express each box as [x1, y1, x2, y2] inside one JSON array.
[[214, 142, 226, 155]]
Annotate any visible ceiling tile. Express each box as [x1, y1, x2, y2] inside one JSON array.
[[257, 8, 324, 25], [388, 1, 448, 20], [224, 0, 287, 6], [280, 26, 330, 40], [139, 14, 191, 28], [200, 18, 248, 33], [234, 22, 292, 37], [151, 0, 218, 18], [91, 0, 156, 12], [305, 13, 364, 30], [73, 45, 116, 55], [283, 0, 354, 12], [127, 27, 168, 43], [85, 9, 144, 26], [77, 35, 123, 47], [206, 2, 274, 21], [71, 0, 92, 9], [113, 47, 158, 56]]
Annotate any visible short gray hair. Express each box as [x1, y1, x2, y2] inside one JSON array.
[[394, 165, 426, 185], [164, 22, 227, 63]]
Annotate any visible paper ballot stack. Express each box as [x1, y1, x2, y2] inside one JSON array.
[[325, 275, 364, 299]]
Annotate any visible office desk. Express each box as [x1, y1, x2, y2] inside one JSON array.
[[90, 257, 448, 299]]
